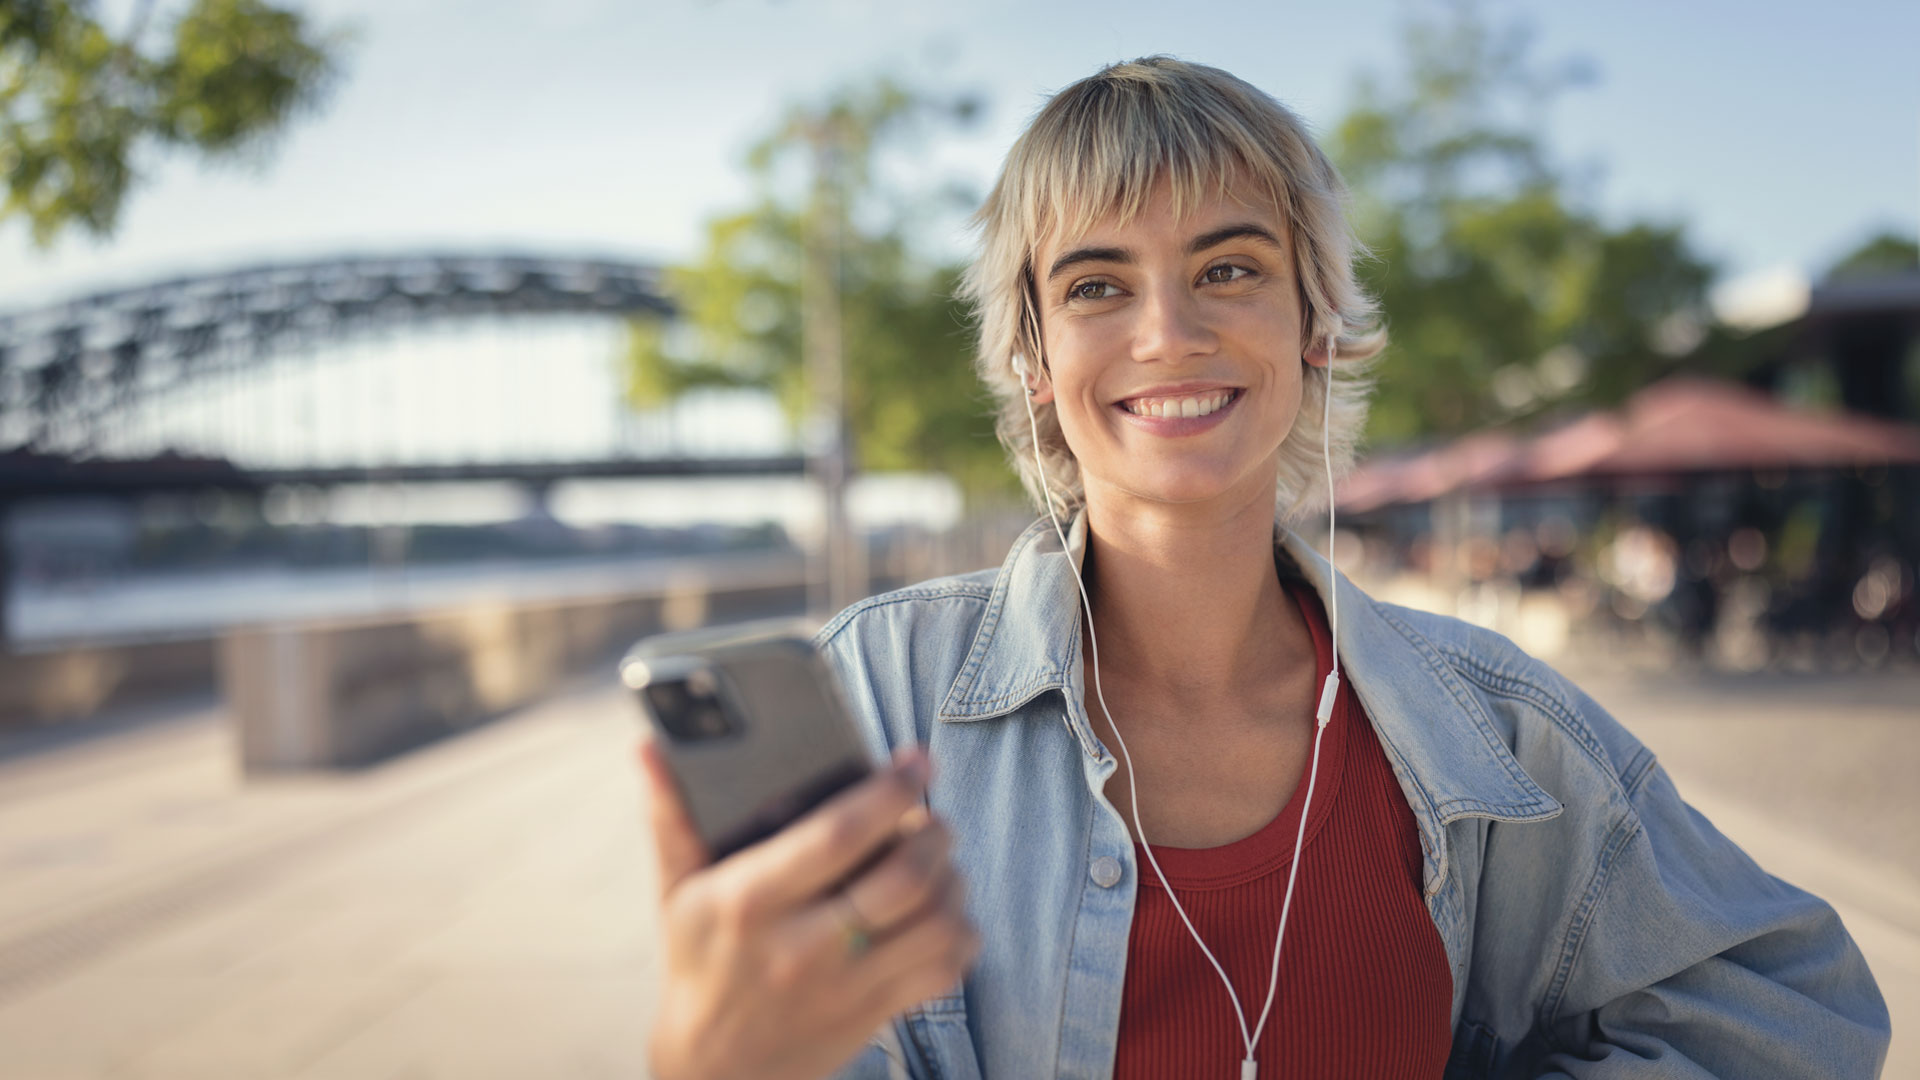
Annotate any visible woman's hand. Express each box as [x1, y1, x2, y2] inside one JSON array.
[[638, 741, 978, 1080]]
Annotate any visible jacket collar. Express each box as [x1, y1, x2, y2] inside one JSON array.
[[937, 514, 1562, 830], [937, 514, 1087, 724]]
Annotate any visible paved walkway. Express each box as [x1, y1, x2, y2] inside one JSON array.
[[0, 679, 665, 1079], [0, 670, 1914, 1079]]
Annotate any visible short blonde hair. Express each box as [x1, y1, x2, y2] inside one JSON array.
[[958, 56, 1385, 519]]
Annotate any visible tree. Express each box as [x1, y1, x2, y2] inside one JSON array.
[[624, 78, 1012, 498], [1330, 3, 1718, 443], [1826, 230, 1919, 282], [1, 0, 347, 245]]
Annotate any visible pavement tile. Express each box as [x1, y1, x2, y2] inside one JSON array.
[[290, 975, 657, 1080], [220, 900, 455, 980], [91, 897, 324, 979], [112, 975, 430, 1080], [0, 973, 231, 1080]]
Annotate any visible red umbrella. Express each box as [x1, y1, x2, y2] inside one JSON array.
[[1524, 377, 1920, 479], [1339, 430, 1522, 513], [1338, 377, 1920, 510]]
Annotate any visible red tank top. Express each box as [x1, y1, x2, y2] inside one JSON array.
[[1112, 582, 1453, 1078]]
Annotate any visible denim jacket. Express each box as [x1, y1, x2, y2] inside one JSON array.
[[814, 516, 1889, 1079]]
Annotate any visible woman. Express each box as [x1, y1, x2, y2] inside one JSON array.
[[640, 58, 1890, 1079]]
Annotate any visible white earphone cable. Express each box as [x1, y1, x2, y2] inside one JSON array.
[[1013, 336, 1341, 1079], [1250, 338, 1342, 1060]]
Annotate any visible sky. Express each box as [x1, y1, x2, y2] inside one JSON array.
[[2, 0, 1916, 313]]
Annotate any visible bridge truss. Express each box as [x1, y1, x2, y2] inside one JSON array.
[[0, 252, 674, 458]]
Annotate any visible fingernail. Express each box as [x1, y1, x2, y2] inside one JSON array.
[[900, 750, 931, 786], [899, 804, 933, 832]]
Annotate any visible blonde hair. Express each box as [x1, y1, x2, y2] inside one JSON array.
[[958, 56, 1385, 520]]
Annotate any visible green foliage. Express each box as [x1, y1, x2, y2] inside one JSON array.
[[0, 0, 345, 245], [1331, 4, 1717, 443], [626, 205, 804, 410], [625, 78, 1011, 498], [1826, 230, 1919, 282]]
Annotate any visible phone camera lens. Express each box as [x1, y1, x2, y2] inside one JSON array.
[[646, 670, 738, 742]]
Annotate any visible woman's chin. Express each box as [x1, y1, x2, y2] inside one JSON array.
[[1100, 466, 1265, 509]]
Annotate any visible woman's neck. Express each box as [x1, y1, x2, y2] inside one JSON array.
[[1079, 485, 1306, 701]]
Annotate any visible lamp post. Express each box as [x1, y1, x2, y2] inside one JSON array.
[[800, 116, 863, 617]]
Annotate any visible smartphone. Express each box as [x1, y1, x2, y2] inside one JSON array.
[[622, 618, 875, 861]]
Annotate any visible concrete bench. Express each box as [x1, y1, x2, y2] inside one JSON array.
[[222, 564, 805, 772]]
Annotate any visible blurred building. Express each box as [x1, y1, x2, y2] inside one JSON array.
[[1339, 270, 1920, 673]]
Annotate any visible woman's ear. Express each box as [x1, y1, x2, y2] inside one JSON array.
[[1015, 353, 1055, 404], [1302, 318, 1338, 368]]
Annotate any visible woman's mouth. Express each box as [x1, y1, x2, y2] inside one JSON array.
[[1120, 388, 1239, 418], [1114, 388, 1243, 434]]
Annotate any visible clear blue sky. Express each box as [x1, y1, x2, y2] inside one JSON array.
[[2, 0, 1915, 309]]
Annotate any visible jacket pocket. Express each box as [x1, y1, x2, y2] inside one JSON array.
[[1443, 1019, 1499, 1080], [899, 991, 982, 1080]]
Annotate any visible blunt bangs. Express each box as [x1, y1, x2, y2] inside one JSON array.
[[1020, 76, 1290, 269]]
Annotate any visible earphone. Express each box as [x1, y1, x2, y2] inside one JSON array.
[[1014, 337, 1342, 1080]]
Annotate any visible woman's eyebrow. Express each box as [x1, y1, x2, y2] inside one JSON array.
[[1188, 223, 1282, 255], [1046, 245, 1130, 282], [1045, 224, 1283, 282]]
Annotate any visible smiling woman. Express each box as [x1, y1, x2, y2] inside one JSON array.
[[1029, 180, 1332, 517], [959, 59, 1382, 524], [637, 57, 1890, 1080]]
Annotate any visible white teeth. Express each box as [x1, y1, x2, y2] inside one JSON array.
[[1125, 390, 1235, 417]]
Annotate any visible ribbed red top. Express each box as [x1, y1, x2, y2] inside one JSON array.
[[1112, 583, 1453, 1079]]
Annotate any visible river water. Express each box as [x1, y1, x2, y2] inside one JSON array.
[[6, 549, 808, 648]]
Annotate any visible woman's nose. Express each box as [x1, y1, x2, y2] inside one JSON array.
[[1130, 281, 1217, 365]]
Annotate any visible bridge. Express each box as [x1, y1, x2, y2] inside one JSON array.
[[0, 451, 808, 499], [0, 251, 839, 652], [0, 252, 675, 457]]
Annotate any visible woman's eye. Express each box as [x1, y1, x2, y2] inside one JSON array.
[[1069, 280, 1115, 301], [1204, 264, 1253, 284]]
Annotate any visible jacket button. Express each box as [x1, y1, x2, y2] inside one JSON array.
[[1090, 855, 1123, 888]]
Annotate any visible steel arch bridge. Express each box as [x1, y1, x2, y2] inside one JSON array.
[[0, 252, 675, 456]]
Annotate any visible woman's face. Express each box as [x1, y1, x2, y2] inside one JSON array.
[[1031, 176, 1328, 514]]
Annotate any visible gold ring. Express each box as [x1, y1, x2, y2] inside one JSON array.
[[835, 893, 874, 958]]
